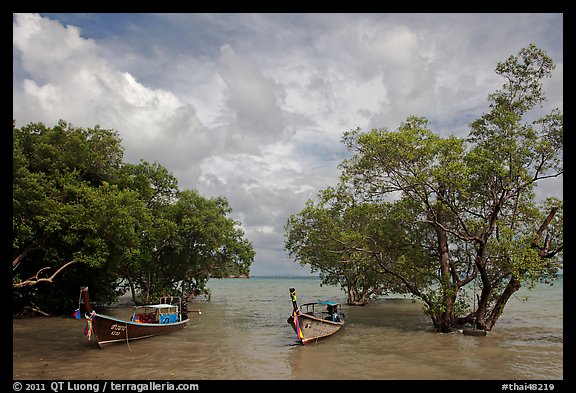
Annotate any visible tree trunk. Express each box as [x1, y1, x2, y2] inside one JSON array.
[[127, 276, 138, 305], [472, 206, 558, 331], [432, 294, 456, 333], [346, 286, 368, 305], [433, 201, 456, 332], [481, 275, 522, 330], [474, 264, 492, 329]]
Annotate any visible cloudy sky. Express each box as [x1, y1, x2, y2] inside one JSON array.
[[13, 13, 563, 276]]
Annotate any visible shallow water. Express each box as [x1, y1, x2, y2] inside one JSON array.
[[13, 276, 563, 380]]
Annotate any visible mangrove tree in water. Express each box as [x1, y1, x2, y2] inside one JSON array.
[[285, 44, 563, 332]]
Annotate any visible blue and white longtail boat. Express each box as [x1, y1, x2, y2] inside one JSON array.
[[287, 287, 345, 345]]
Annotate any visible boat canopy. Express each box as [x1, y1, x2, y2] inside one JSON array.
[[132, 303, 180, 324], [302, 301, 339, 307], [136, 304, 177, 309]]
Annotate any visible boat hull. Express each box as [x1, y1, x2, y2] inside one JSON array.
[[88, 313, 189, 348], [287, 313, 344, 345]]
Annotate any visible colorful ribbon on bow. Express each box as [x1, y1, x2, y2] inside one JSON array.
[[84, 311, 96, 340]]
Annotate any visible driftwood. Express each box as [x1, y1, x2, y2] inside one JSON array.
[[15, 304, 51, 318], [461, 328, 487, 336]]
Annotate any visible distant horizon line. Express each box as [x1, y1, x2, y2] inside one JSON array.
[[224, 270, 564, 279], [219, 275, 320, 278], [220, 272, 564, 278]]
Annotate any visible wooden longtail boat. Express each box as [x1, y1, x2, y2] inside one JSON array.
[[78, 287, 194, 348], [287, 287, 345, 345]]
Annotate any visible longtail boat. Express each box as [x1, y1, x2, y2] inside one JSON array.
[[76, 287, 196, 348], [287, 287, 345, 345]]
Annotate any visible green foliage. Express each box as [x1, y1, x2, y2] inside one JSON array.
[[285, 186, 428, 305], [126, 189, 254, 303], [120, 160, 179, 208], [13, 120, 254, 314]]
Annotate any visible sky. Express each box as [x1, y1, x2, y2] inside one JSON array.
[[12, 13, 563, 276]]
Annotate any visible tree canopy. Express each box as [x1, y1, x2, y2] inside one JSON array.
[[13, 120, 254, 314]]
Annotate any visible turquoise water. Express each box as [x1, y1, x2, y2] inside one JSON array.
[[13, 276, 562, 380]]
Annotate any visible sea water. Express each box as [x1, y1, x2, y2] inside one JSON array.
[[12, 275, 563, 380]]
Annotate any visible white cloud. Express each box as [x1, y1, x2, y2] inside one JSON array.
[[13, 13, 563, 276], [12, 13, 220, 175], [218, 44, 286, 132]]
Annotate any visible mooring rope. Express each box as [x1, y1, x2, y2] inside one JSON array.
[[125, 322, 132, 352]]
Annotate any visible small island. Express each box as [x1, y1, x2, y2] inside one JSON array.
[[227, 274, 250, 278]]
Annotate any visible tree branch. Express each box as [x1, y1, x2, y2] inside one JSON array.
[[531, 206, 562, 258], [12, 244, 41, 270], [13, 261, 77, 288]]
